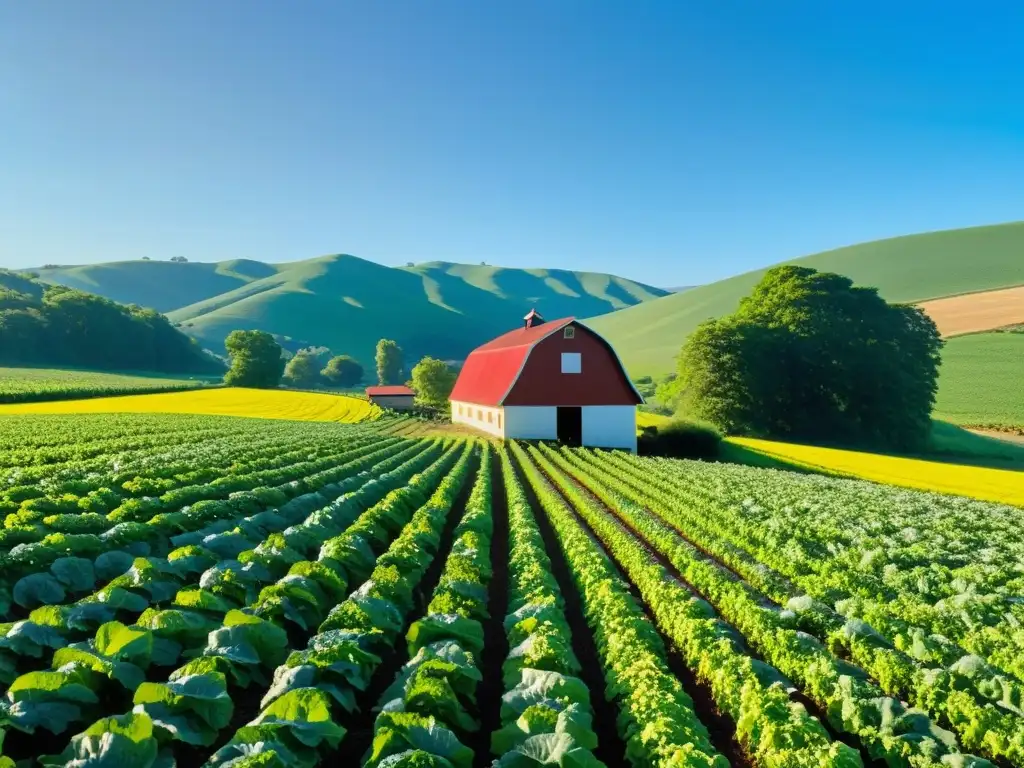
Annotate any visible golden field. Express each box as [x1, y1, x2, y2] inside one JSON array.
[[0, 387, 381, 423], [731, 436, 1024, 506], [636, 411, 671, 430], [918, 284, 1024, 336]]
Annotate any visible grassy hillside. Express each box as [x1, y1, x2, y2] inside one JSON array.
[[163, 255, 667, 368], [32, 259, 277, 312], [934, 331, 1024, 428], [29, 255, 666, 369], [591, 221, 1024, 376]]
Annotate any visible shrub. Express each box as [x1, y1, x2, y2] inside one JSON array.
[[638, 418, 722, 459]]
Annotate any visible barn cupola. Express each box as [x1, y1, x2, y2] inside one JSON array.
[[523, 308, 545, 328]]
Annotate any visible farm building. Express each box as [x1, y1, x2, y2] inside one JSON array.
[[450, 310, 643, 451], [365, 385, 416, 410]]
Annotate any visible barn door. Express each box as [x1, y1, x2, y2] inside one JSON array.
[[556, 406, 583, 446]]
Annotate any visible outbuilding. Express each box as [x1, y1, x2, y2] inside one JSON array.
[[450, 310, 643, 451], [366, 385, 416, 410]]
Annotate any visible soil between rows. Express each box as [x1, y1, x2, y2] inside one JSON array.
[[556, 454, 887, 768], [509, 452, 629, 768], [522, 451, 750, 768], [172, 445, 476, 767], [327, 447, 481, 764], [469, 449, 511, 767]]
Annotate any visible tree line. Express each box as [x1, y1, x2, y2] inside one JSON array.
[[0, 270, 221, 374], [223, 331, 457, 407]]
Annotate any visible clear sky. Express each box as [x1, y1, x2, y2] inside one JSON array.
[[2, 2, 1024, 287]]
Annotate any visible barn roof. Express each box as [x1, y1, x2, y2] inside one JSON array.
[[450, 317, 575, 406], [366, 385, 415, 397]]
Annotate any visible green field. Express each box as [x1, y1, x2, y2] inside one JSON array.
[[0, 367, 214, 403], [934, 331, 1024, 427], [33, 255, 666, 366], [0, 410, 1020, 766], [590, 221, 1024, 376]]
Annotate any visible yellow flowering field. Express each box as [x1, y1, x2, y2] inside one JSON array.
[[0, 387, 381, 424], [731, 436, 1024, 506], [636, 411, 670, 431]]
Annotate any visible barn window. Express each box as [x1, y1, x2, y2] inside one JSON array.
[[497, 413, 502, 428], [563, 326, 575, 339], [561, 352, 581, 374], [457, 404, 462, 416], [487, 412, 493, 424], [477, 409, 483, 420]]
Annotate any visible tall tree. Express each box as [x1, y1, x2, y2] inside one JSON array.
[[410, 356, 456, 407], [676, 266, 942, 450], [375, 339, 404, 385], [224, 330, 285, 388], [282, 350, 322, 388], [321, 355, 364, 388]]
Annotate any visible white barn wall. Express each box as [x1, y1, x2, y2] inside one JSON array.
[[582, 406, 637, 452], [504, 406, 557, 440], [451, 401, 505, 437]]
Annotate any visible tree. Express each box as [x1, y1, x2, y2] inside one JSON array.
[[141, 256, 151, 261], [375, 339, 404, 385], [322, 355, 364, 388], [170, 256, 188, 263], [298, 346, 332, 366], [410, 356, 456, 407], [224, 330, 285, 388], [282, 349, 321, 388], [675, 266, 942, 450]]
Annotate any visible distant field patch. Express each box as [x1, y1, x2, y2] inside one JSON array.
[[730, 436, 1024, 505], [919, 284, 1024, 336], [0, 367, 211, 404], [0, 386, 381, 423], [636, 411, 671, 430], [934, 332, 1024, 428]]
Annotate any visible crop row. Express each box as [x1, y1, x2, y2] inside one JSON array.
[[0, 422, 384, 523], [531, 443, 860, 768], [0, 423, 325, 491], [0, 430, 398, 596], [16, 438, 460, 765], [0, 437, 425, 690], [510, 441, 729, 768], [629, 453, 1024, 677], [571, 447, 1024, 765], [205, 440, 476, 766]]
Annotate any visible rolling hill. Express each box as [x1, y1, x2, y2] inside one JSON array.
[[29, 255, 668, 369], [32, 259, 278, 312], [591, 221, 1024, 376]]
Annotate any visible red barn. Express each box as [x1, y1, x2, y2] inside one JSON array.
[[449, 310, 643, 451]]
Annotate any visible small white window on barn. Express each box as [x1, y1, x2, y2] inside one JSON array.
[[563, 326, 575, 339], [561, 352, 581, 374]]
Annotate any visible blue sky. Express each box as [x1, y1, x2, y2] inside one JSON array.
[[2, 2, 1024, 287]]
